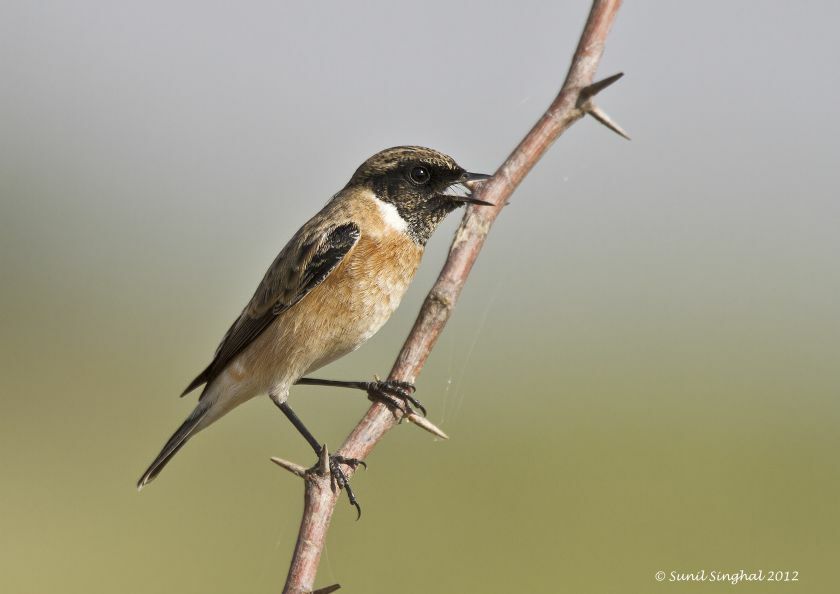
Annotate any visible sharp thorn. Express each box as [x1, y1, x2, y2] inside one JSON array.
[[587, 105, 631, 140], [318, 444, 330, 477], [406, 413, 450, 440], [581, 72, 624, 99], [270, 457, 307, 478]]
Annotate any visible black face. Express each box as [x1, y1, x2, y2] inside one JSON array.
[[377, 159, 467, 244], [349, 146, 474, 245]]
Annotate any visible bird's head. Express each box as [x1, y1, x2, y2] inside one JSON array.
[[347, 146, 491, 244]]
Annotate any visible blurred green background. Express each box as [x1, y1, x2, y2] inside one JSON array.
[[2, 1, 838, 592]]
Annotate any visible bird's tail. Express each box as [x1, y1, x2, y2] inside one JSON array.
[[137, 400, 210, 490]]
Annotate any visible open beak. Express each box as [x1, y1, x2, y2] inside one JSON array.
[[443, 172, 494, 206]]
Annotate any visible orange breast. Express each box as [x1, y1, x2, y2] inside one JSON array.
[[299, 230, 422, 371], [228, 194, 424, 394], [240, 232, 421, 394]]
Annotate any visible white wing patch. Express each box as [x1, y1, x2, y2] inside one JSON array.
[[374, 198, 408, 232]]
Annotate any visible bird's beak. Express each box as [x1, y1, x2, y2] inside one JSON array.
[[462, 171, 492, 186], [444, 172, 494, 206]]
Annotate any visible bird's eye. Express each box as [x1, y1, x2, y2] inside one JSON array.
[[408, 165, 431, 185]]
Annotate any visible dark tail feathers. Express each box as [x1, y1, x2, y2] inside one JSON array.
[[137, 404, 208, 490], [181, 364, 211, 397]]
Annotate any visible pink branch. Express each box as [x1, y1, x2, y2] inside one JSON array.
[[278, 2, 625, 592]]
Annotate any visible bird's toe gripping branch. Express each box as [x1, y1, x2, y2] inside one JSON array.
[[294, 375, 449, 439], [272, 445, 366, 519], [578, 72, 631, 140], [327, 451, 366, 519], [366, 379, 450, 440], [365, 378, 425, 416]]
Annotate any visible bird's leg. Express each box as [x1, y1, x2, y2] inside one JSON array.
[[296, 377, 426, 417], [270, 395, 365, 518]]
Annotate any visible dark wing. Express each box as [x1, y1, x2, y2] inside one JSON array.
[[181, 221, 360, 397]]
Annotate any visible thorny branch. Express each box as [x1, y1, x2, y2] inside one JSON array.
[[275, 1, 626, 592]]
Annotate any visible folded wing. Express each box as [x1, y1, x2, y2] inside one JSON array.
[[181, 221, 361, 398]]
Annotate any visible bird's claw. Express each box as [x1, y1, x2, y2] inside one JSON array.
[[365, 379, 426, 417], [326, 454, 365, 519]]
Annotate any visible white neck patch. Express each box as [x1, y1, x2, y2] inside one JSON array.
[[374, 197, 408, 233]]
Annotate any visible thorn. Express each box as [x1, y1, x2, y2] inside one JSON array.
[[405, 412, 450, 440], [580, 72, 624, 100], [312, 585, 341, 594], [576, 72, 630, 139], [270, 457, 307, 478], [318, 444, 330, 477], [587, 104, 631, 140]]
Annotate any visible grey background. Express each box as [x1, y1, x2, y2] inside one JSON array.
[[2, 2, 838, 593]]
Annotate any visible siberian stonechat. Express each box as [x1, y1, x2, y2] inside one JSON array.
[[138, 146, 490, 513]]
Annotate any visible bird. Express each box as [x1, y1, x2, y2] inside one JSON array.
[[137, 146, 491, 514]]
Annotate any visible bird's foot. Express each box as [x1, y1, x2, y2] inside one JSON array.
[[315, 453, 366, 519], [366, 379, 426, 417]]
